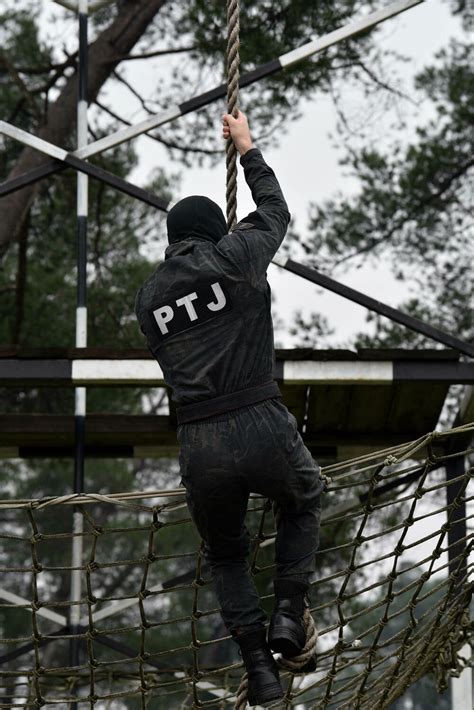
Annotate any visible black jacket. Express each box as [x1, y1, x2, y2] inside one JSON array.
[[134, 148, 290, 405]]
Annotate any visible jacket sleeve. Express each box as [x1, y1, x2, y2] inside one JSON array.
[[216, 148, 290, 285]]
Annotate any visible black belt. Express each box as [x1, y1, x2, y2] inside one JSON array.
[[176, 380, 282, 425]]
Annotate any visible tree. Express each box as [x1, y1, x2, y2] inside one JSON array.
[[1, 0, 413, 260], [292, 38, 473, 350]]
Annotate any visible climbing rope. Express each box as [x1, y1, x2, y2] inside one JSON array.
[[225, 0, 240, 231]]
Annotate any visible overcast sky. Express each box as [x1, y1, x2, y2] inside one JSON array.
[[36, 0, 465, 347]]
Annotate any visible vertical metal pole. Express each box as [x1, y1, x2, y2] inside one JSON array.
[[70, 0, 88, 699], [451, 643, 473, 710], [445, 456, 472, 710]]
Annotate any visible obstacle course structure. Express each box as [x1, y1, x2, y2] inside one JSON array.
[[0, 0, 472, 707]]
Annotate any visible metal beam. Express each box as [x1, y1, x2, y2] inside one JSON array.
[[0, 357, 472, 386], [0, 0, 424, 196], [0, 588, 67, 626], [0, 123, 169, 210], [272, 256, 474, 358]]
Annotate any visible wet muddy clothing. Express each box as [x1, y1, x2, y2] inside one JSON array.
[[134, 148, 290, 404], [178, 399, 324, 630], [135, 148, 324, 632]]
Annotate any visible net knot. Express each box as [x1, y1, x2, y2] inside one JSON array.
[[384, 455, 398, 465], [30, 533, 43, 544], [138, 589, 150, 601], [87, 561, 99, 573], [388, 570, 398, 580]]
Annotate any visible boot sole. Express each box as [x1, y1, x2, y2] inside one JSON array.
[[268, 626, 305, 658], [247, 681, 284, 707]]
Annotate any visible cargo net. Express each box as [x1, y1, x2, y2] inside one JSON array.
[[0, 424, 473, 709]]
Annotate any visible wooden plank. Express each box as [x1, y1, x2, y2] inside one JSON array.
[[305, 384, 352, 433], [279, 383, 308, 427], [386, 382, 449, 433], [344, 385, 394, 433]]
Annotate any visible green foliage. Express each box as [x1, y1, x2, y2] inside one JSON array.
[[0, 3, 469, 706], [296, 39, 473, 348], [146, 0, 396, 162]]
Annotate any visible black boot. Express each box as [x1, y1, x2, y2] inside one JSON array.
[[268, 580, 308, 658], [233, 626, 284, 707]]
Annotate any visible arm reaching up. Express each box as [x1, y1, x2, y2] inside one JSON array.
[[218, 111, 290, 283]]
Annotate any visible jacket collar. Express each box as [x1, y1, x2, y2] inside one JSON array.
[[164, 236, 210, 260]]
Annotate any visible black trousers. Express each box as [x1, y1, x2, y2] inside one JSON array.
[[177, 398, 324, 633]]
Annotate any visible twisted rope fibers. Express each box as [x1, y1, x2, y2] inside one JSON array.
[[0, 425, 472, 708], [226, 0, 240, 230], [234, 610, 318, 709]]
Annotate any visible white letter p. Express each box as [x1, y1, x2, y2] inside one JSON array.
[[153, 305, 174, 335]]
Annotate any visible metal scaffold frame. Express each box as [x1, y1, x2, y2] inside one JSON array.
[[0, 1, 471, 708]]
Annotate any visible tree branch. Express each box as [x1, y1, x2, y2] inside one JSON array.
[[13, 54, 77, 76], [356, 58, 415, 104], [0, 50, 42, 121], [331, 157, 474, 268], [0, 0, 170, 262], [11, 210, 30, 344], [112, 68, 154, 113], [104, 46, 198, 62], [94, 99, 222, 156]]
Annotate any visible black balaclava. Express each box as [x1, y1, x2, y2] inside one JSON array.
[[167, 196, 227, 245]]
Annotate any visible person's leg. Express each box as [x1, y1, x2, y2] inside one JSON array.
[[178, 420, 267, 633], [272, 428, 324, 593], [233, 400, 324, 594], [268, 406, 324, 657], [230, 399, 325, 658], [178, 418, 284, 706]]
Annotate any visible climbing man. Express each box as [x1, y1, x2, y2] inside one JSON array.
[[135, 111, 325, 707]]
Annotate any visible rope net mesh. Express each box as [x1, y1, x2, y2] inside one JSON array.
[[0, 424, 472, 709]]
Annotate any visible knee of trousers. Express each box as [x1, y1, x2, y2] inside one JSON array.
[[203, 531, 251, 568]]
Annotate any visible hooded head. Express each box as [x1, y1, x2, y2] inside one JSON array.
[[166, 196, 227, 245]]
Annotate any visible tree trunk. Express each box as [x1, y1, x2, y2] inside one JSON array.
[[11, 208, 29, 344], [0, 0, 168, 261]]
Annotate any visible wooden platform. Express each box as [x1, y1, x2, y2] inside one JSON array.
[[1, 347, 471, 462]]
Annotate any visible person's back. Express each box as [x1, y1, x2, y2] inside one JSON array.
[[135, 123, 289, 406], [135, 112, 324, 708]]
